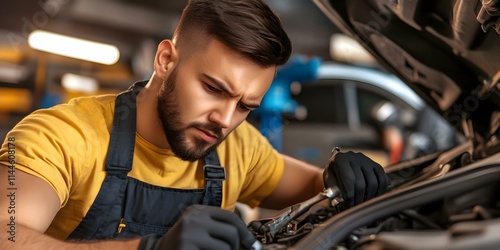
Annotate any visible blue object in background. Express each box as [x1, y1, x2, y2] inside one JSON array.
[[256, 55, 321, 151], [39, 92, 63, 109]]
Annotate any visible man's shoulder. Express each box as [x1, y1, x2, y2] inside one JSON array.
[[66, 94, 116, 113], [21, 93, 117, 134], [54, 94, 116, 121]]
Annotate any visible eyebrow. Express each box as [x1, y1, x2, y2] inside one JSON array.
[[203, 74, 261, 109]]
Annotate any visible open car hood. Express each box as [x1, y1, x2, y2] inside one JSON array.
[[313, 0, 500, 138]]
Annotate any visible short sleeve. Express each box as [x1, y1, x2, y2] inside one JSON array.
[[0, 104, 94, 207]]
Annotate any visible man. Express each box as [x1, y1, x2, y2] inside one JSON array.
[[0, 0, 388, 249], [371, 101, 404, 164]]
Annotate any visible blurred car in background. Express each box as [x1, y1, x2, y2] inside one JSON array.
[[280, 63, 459, 167]]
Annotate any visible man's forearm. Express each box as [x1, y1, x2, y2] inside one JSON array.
[[1, 222, 141, 250], [314, 170, 326, 194]]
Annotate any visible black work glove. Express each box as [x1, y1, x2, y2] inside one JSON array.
[[138, 204, 258, 250], [323, 151, 388, 210]]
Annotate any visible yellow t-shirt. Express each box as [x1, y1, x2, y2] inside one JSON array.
[[0, 94, 284, 240]]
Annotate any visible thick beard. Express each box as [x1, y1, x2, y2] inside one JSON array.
[[156, 68, 224, 161]]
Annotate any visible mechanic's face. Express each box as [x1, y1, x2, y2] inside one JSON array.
[[157, 39, 276, 161]]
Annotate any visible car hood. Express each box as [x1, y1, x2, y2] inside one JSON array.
[[313, 0, 500, 138]]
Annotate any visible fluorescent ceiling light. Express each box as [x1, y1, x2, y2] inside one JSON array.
[[62, 73, 98, 93], [28, 30, 120, 65]]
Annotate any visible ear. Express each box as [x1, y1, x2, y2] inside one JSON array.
[[154, 40, 178, 79]]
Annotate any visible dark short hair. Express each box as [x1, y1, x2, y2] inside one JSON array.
[[174, 0, 292, 67]]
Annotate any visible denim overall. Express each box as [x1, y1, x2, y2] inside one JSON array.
[[67, 82, 226, 240]]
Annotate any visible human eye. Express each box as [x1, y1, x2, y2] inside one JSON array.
[[204, 83, 221, 94], [238, 103, 251, 112]]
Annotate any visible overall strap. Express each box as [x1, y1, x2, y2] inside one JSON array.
[[105, 82, 144, 175], [202, 150, 225, 207], [67, 82, 145, 240]]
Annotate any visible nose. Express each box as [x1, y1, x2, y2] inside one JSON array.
[[209, 101, 236, 128]]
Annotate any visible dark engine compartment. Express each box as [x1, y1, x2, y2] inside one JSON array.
[[249, 121, 500, 249]]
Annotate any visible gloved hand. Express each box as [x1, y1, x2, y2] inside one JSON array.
[[138, 204, 258, 250], [323, 151, 388, 210]]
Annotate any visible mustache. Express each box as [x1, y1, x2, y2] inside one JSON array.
[[189, 122, 223, 139]]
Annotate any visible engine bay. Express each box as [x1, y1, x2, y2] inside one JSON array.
[[249, 115, 500, 249]]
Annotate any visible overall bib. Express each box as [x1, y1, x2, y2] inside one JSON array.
[[67, 82, 226, 240]]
